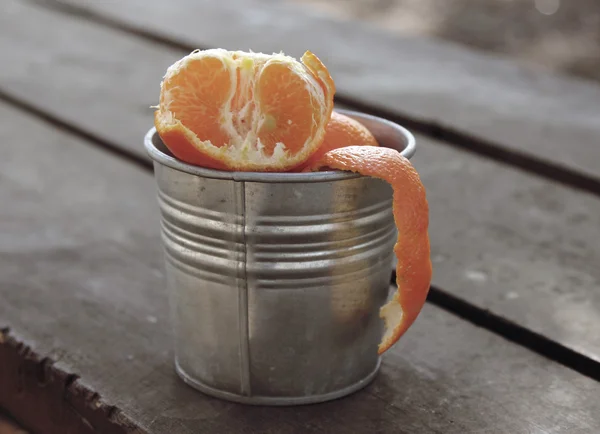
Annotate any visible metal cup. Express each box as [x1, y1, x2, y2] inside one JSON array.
[[144, 109, 415, 405]]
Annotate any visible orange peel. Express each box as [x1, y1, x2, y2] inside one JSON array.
[[296, 110, 379, 172], [307, 145, 432, 354]]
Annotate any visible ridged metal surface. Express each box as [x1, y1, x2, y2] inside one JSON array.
[[145, 110, 415, 405]]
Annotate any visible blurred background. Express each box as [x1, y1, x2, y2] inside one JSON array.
[[281, 0, 600, 82]]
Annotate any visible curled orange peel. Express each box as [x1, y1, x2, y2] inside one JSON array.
[[307, 145, 432, 354]]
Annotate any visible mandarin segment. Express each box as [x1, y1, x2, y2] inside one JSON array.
[[306, 146, 432, 354], [154, 49, 335, 171], [163, 56, 233, 149], [301, 50, 336, 96], [257, 61, 320, 157]]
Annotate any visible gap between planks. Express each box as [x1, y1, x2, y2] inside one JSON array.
[[427, 287, 600, 383], [2, 83, 600, 385], [21, 0, 600, 200]]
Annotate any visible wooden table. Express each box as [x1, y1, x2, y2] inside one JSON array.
[[1, 0, 600, 432]]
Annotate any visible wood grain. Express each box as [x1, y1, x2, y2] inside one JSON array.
[[22, 0, 600, 185], [1, 0, 599, 363], [0, 331, 145, 434], [1, 98, 600, 432]]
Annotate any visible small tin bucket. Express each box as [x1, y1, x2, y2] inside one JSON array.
[[144, 109, 415, 405]]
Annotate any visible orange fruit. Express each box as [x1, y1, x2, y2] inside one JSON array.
[[296, 110, 379, 171], [306, 146, 432, 355], [154, 49, 335, 171]]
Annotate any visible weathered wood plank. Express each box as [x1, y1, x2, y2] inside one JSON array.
[[26, 0, 600, 184], [418, 143, 600, 363], [1, 0, 600, 363], [1, 102, 599, 433], [1, 0, 175, 161]]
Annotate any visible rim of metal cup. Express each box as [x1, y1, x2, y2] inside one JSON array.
[[144, 109, 416, 182]]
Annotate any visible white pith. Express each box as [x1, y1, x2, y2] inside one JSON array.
[[157, 48, 330, 168], [379, 295, 402, 350]]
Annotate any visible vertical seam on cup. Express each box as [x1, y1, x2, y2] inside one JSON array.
[[235, 180, 252, 396]]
